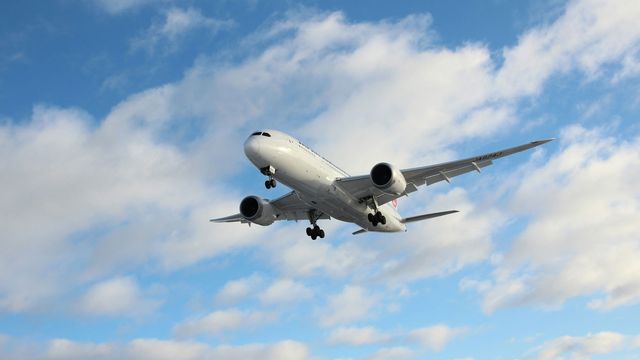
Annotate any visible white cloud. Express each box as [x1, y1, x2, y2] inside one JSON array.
[[259, 279, 313, 305], [48, 339, 114, 359], [77, 276, 161, 316], [316, 285, 378, 327], [214, 274, 263, 305], [5, 0, 640, 318], [466, 126, 640, 313], [174, 308, 276, 337], [378, 188, 503, 284], [534, 332, 627, 360], [17, 338, 310, 360], [131, 7, 233, 54], [327, 326, 391, 346], [90, 0, 159, 14], [365, 346, 414, 360], [496, 0, 640, 97], [409, 324, 467, 351]]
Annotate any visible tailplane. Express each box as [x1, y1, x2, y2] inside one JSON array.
[[401, 210, 459, 223]]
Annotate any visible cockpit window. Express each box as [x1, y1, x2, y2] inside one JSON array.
[[261, 132, 271, 137], [251, 131, 262, 136]]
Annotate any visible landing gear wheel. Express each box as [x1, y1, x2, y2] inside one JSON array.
[[313, 225, 320, 232], [372, 219, 378, 227], [306, 227, 312, 236], [269, 179, 276, 188], [380, 216, 386, 225], [311, 234, 317, 240], [265, 180, 271, 189], [319, 230, 325, 238], [368, 213, 374, 222]]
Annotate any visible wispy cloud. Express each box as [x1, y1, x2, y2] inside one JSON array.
[[131, 7, 233, 54]]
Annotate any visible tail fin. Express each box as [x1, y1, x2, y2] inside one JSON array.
[[401, 210, 459, 224]]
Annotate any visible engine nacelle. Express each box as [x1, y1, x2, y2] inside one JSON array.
[[239, 195, 276, 226], [370, 162, 407, 195]]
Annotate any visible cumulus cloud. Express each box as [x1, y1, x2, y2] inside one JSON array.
[[464, 126, 640, 313], [496, 0, 640, 97], [316, 285, 378, 327], [4, 0, 640, 321], [3, 338, 309, 360], [131, 7, 233, 54], [377, 188, 503, 284], [214, 274, 263, 305], [90, 0, 160, 14], [174, 308, 276, 337], [259, 278, 313, 305], [327, 326, 391, 346], [409, 324, 467, 351], [48, 339, 114, 359], [365, 346, 414, 360], [0, 102, 257, 312], [534, 332, 629, 360], [77, 276, 161, 316]]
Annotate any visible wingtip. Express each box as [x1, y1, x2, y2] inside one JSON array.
[[532, 138, 556, 145]]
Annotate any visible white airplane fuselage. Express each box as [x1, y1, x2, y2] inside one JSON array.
[[244, 130, 405, 232]]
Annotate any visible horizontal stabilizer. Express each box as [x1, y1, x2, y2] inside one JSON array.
[[352, 228, 367, 235], [401, 210, 459, 224]]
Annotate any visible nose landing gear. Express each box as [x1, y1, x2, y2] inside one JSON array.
[[260, 166, 277, 189], [264, 179, 276, 189]]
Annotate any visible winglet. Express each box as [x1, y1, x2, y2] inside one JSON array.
[[352, 228, 367, 235]]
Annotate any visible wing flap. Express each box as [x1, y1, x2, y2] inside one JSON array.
[[334, 139, 553, 207], [424, 160, 492, 186]]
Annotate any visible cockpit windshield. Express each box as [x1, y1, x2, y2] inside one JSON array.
[[250, 131, 272, 137]]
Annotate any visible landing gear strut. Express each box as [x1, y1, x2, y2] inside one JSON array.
[[306, 210, 325, 240], [260, 166, 277, 189], [364, 196, 386, 227]]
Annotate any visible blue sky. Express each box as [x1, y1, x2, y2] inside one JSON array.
[[1, 0, 640, 359]]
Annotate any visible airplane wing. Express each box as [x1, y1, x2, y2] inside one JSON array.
[[335, 139, 554, 206], [209, 191, 330, 223]]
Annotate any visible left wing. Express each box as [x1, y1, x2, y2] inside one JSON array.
[[335, 139, 554, 206], [209, 191, 329, 223]]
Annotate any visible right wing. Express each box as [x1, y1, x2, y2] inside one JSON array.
[[335, 139, 554, 206], [209, 191, 330, 223]]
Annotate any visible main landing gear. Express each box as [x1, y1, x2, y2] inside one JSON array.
[[306, 209, 325, 240], [260, 166, 277, 189], [306, 225, 325, 240], [368, 211, 386, 227], [363, 196, 386, 227]]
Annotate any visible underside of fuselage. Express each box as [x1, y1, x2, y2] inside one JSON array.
[[243, 130, 405, 235]]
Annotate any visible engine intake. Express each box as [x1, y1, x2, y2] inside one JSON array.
[[239, 196, 276, 226], [370, 162, 407, 195]]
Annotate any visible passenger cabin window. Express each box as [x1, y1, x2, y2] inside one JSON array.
[[251, 131, 262, 136], [261, 132, 271, 137]]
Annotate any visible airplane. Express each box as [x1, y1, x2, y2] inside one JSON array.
[[211, 130, 554, 239]]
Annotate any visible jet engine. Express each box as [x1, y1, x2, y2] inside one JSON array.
[[370, 162, 407, 195], [239, 195, 277, 226]]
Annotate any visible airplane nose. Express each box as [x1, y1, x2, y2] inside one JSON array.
[[244, 136, 261, 159]]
